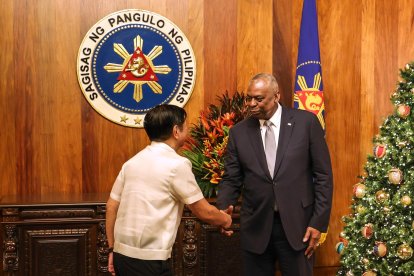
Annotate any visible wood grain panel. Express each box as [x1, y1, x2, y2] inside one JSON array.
[[374, 1, 399, 127], [0, 0, 16, 196], [14, 0, 40, 196], [204, 0, 237, 105], [237, 0, 273, 92], [314, 0, 362, 267], [360, 0, 376, 168]]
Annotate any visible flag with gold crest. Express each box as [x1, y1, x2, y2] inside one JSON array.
[[294, 0, 328, 244], [294, 0, 325, 130]]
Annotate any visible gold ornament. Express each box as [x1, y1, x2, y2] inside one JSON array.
[[406, 63, 411, 70], [340, 231, 346, 238], [375, 190, 389, 203], [362, 257, 370, 265], [398, 141, 408, 148], [397, 243, 413, 260], [383, 206, 391, 213], [388, 168, 403, 185], [356, 205, 367, 214], [373, 241, 387, 257], [353, 183, 366, 198], [401, 195, 412, 206], [346, 271, 354, 276]]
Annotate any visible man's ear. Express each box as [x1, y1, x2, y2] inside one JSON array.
[[172, 125, 179, 139]]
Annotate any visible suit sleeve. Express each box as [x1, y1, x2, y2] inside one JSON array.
[[216, 128, 244, 210], [308, 115, 333, 232]]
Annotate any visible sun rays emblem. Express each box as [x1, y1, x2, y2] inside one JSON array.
[[294, 72, 325, 129], [77, 9, 196, 128], [103, 35, 172, 103]]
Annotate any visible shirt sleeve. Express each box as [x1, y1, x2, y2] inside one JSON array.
[[170, 158, 204, 205], [109, 167, 125, 202]]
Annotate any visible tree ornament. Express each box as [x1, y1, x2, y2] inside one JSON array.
[[362, 271, 376, 276], [346, 271, 354, 276], [362, 257, 370, 265], [401, 195, 412, 206], [397, 243, 414, 260], [388, 168, 403, 185], [336, 242, 345, 254], [353, 183, 366, 198], [361, 223, 374, 239], [375, 190, 389, 203], [340, 231, 347, 238], [411, 87, 414, 94], [356, 205, 367, 214], [398, 141, 408, 148], [373, 241, 387, 257], [373, 144, 387, 158], [406, 63, 411, 70], [412, 220, 414, 230], [396, 104, 411, 119], [383, 206, 391, 213]]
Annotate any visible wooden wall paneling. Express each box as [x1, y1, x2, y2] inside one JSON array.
[[184, 0, 205, 125], [14, 0, 41, 196], [397, 0, 414, 78], [359, 0, 376, 170], [236, 0, 273, 92], [316, 0, 362, 268], [374, 1, 399, 128], [272, 0, 297, 106], [204, 0, 237, 106], [0, 0, 16, 196]]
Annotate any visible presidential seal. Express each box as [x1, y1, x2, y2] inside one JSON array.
[[77, 9, 196, 127]]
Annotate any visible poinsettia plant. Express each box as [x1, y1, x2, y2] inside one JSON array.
[[181, 92, 247, 197]]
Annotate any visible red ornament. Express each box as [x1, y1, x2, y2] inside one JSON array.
[[361, 223, 374, 239], [397, 104, 411, 119], [373, 144, 386, 158]]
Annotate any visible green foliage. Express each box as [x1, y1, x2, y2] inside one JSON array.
[[338, 62, 414, 276]]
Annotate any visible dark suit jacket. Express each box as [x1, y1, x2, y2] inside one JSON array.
[[217, 106, 333, 254]]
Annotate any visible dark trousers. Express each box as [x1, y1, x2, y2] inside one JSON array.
[[113, 252, 172, 276], [242, 212, 314, 276]]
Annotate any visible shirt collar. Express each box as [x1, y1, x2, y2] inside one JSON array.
[[150, 141, 176, 152]]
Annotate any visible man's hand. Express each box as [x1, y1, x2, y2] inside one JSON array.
[[303, 226, 321, 258], [108, 252, 115, 275], [220, 205, 234, 236]]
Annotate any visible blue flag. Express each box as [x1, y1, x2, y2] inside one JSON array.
[[294, 0, 325, 129]]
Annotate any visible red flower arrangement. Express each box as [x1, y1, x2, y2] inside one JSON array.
[[181, 92, 247, 197]]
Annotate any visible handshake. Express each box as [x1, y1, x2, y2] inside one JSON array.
[[219, 205, 234, 236]]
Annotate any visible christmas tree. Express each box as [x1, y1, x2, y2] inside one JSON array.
[[337, 62, 414, 276]]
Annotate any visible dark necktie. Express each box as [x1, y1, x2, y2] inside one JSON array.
[[265, 121, 276, 178]]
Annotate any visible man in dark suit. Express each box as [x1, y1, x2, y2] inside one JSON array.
[[217, 73, 333, 276]]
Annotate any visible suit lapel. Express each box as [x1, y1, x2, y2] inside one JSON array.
[[273, 106, 294, 177], [246, 118, 272, 180]]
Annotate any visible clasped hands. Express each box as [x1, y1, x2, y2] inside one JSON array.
[[219, 205, 234, 236]]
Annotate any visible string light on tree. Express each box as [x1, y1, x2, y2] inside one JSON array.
[[337, 61, 414, 275]]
